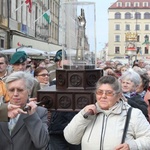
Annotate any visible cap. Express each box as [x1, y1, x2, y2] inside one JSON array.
[[54, 49, 67, 62], [10, 51, 27, 64]]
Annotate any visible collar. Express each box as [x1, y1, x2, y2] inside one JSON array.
[[0, 71, 8, 80], [95, 100, 129, 116]]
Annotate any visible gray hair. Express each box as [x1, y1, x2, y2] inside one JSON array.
[[119, 68, 141, 86], [5, 71, 34, 93], [96, 75, 122, 93]]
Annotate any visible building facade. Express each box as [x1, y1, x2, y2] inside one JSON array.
[[108, 0, 150, 62], [0, 0, 61, 52]]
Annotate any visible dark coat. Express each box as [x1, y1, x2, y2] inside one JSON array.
[[0, 106, 49, 150], [0, 103, 8, 122], [126, 94, 148, 120], [49, 111, 78, 134]]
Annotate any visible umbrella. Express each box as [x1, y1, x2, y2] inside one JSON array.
[[0, 47, 48, 57]]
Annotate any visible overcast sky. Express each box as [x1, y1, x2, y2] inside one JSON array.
[[79, 0, 117, 51]]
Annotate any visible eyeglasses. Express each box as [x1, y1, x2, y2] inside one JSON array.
[[96, 90, 118, 96], [37, 74, 50, 77]]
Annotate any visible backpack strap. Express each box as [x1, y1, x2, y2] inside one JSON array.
[[121, 107, 132, 144]]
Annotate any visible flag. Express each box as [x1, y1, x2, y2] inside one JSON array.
[[43, 10, 51, 24], [25, 0, 32, 13], [17, 42, 22, 47]]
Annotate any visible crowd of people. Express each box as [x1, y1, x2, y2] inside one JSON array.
[[0, 49, 150, 149]]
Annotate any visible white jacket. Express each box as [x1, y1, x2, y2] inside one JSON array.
[[64, 100, 150, 150]]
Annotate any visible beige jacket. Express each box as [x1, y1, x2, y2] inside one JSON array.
[[64, 100, 150, 150]]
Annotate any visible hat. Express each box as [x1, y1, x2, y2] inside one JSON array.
[[54, 49, 67, 62], [10, 51, 27, 64]]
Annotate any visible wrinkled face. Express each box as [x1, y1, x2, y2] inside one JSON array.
[[36, 69, 49, 84], [7, 79, 29, 108], [121, 79, 136, 93], [12, 61, 27, 71], [96, 84, 121, 110], [0, 57, 8, 73]]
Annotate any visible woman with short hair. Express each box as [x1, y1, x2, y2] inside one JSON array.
[[64, 75, 150, 150]]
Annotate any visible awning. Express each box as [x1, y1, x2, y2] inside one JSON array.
[[12, 34, 62, 52]]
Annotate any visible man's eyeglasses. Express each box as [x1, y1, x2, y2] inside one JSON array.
[[96, 90, 118, 96], [37, 74, 50, 77]]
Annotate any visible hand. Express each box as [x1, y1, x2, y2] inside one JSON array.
[[8, 104, 27, 118], [26, 101, 37, 115], [84, 104, 97, 115], [115, 143, 130, 150]]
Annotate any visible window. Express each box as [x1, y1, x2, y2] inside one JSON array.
[[135, 12, 141, 19], [134, 2, 139, 7], [125, 2, 131, 7], [143, 2, 148, 7], [115, 35, 120, 42], [137, 35, 140, 42], [0, 38, 4, 49], [125, 12, 132, 19], [144, 12, 150, 19], [145, 47, 149, 54], [125, 24, 130, 30], [145, 25, 149, 30], [115, 24, 120, 30], [117, 2, 122, 7], [115, 12, 121, 19], [135, 24, 140, 30], [115, 47, 120, 54]]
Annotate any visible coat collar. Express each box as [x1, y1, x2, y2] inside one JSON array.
[[10, 113, 29, 137], [95, 99, 129, 116], [0, 113, 29, 139]]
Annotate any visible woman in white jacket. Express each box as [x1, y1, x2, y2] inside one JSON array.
[[64, 75, 150, 150]]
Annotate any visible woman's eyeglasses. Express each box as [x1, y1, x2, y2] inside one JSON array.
[[37, 74, 50, 77], [96, 90, 118, 96]]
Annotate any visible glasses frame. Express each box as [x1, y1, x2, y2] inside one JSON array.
[[37, 73, 50, 77], [96, 90, 119, 97]]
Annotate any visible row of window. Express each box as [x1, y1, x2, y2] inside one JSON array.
[[115, 12, 150, 19], [117, 2, 149, 7], [115, 35, 142, 42], [115, 47, 149, 54], [115, 24, 150, 31]]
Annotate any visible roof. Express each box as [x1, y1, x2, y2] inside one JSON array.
[[109, 0, 150, 9]]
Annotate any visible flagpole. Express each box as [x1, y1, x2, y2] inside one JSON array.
[[34, 9, 50, 23], [14, 2, 25, 12]]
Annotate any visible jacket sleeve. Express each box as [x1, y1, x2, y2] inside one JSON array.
[[64, 109, 93, 145], [126, 108, 150, 150], [24, 107, 50, 149], [0, 103, 8, 122]]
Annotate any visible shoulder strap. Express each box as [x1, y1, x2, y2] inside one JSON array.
[[121, 107, 132, 144]]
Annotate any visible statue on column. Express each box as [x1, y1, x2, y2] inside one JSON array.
[[76, 8, 86, 62]]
